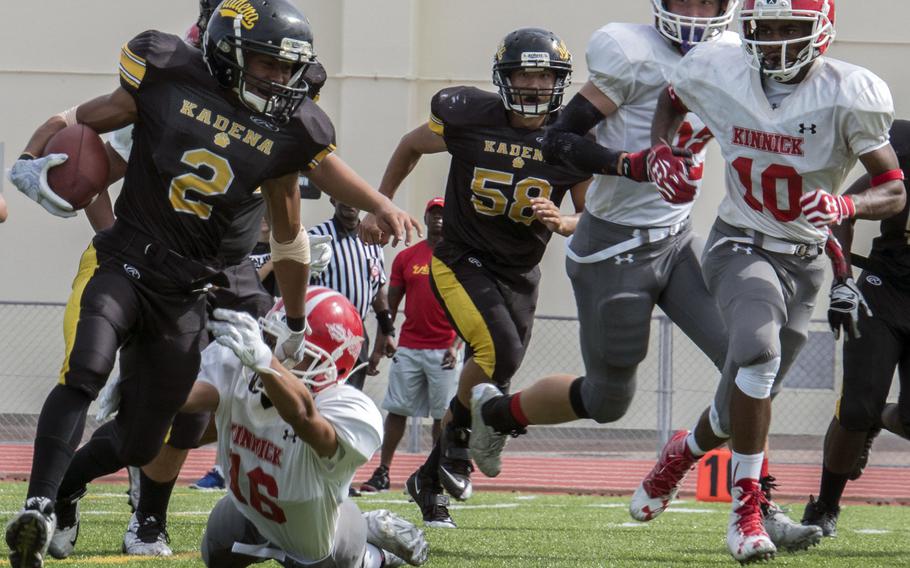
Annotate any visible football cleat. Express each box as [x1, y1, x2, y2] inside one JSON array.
[[360, 465, 391, 493], [364, 509, 428, 566], [189, 466, 225, 490], [763, 501, 822, 552], [126, 466, 141, 512], [438, 424, 473, 501], [406, 470, 456, 529], [48, 488, 86, 559], [5, 496, 56, 568], [801, 495, 840, 538], [468, 383, 510, 478], [850, 427, 881, 481], [122, 512, 173, 556], [727, 479, 776, 564], [630, 430, 696, 521]]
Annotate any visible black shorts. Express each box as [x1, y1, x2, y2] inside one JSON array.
[[428, 253, 539, 388], [170, 260, 273, 450], [62, 228, 218, 463], [837, 271, 910, 430]]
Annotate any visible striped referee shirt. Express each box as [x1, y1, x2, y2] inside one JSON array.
[[309, 217, 387, 321]]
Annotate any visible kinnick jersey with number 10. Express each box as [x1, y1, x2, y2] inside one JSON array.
[[429, 87, 590, 271], [670, 39, 893, 244], [117, 30, 335, 266]]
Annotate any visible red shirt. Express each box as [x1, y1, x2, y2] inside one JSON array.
[[390, 240, 456, 349]]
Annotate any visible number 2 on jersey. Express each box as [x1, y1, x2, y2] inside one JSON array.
[[470, 167, 553, 225], [229, 452, 287, 523], [169, 148, 235, 219], [732, 157, 803, 222]]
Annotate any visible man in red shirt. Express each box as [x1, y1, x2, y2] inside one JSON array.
[[360, 198, 463, 493]]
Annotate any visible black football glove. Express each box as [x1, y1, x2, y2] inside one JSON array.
[[828, 277, 872, 340]]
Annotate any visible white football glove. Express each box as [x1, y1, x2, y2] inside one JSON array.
[[207, 308, 279, 376], [309, 234, 333, 275], [275, 327, 307, 367], [8, 154, 76, 218], [828, 278, 872, 340]]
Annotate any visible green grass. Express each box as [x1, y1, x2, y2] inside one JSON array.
[[1, 482, 908, 567]]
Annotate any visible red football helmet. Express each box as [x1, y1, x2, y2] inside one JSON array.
[[260, 287, 364, 392], [651, 0, 739, 53], [741, 0, 836, 82]]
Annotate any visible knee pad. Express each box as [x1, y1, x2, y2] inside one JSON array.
[[579, 366, 637, 424], [709, 401, 730, 439], [734, 357, 781, 400]]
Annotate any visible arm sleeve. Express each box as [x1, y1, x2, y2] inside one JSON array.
[[845, 77, 894, 157], [585, 28, 634, 106]]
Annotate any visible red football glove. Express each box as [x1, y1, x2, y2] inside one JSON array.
[[800, 189, 855, 227], [621, 143, 696, 204]]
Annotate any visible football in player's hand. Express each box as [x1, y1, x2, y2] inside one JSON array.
[[43, 124, 110, 210]]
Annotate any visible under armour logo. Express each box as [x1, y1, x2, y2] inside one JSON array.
[[614, 254, 634, 265], [732, 243, 753, 255], [283, 429, 298, 443], [799, 123, 817, 135], [123, 264, 141, 279]]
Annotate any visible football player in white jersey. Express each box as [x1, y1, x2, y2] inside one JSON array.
[[639, 0, 906, 562], [469, 0, 822, 551], [180, 288, 427, 567]]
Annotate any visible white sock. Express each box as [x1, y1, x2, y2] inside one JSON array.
[[732, 451, 764, 484], [363, 543, 385, 568], [685, 432, 706, 457]]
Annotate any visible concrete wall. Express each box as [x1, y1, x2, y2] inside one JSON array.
[[2, 0, 908, 315]]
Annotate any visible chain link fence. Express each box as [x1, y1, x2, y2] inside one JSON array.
[[1, 302, 906, 468]]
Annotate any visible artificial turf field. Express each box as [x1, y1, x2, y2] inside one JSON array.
[[1, 482, 908, 567]]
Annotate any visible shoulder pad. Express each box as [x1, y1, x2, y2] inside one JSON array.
[[430, 86, 502, 132]]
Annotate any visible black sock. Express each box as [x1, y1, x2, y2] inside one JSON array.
[[818, 466, 849, 508], [449, 398, 471, 430], [57, 421, 126, 499], [137, 471, 177, 521], [481, 394, 523, 434], [28, 385, 92, 500], [420, 441, 443, 491]]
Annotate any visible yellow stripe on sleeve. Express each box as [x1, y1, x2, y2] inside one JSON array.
[[119, 44, 147, 89], [428, 114, 445, 136], [308, 144, 336, 170]]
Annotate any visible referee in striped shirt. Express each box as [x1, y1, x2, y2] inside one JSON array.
[[309, 198, 397, 391]]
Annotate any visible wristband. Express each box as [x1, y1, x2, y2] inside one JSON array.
[[19, 152, 36, 161], [376, 309, 395, 335], [870, 169, 905, 187], [286, 316, 306, 332]]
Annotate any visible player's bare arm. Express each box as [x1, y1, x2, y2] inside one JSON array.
[[308, 153, 421, 246], [377, 123, 449, 200], [262, 172, 308, 324], [260, 356, 339, 458], [83, 142, 126, 232], [650, 86, 688, 147], [531, 177, 590, 236], [852, 146, 907, 219], [367, 285, 397, 376], [178, 381, 221, 415]]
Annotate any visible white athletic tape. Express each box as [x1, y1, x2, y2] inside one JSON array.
[[734, 357, 780, 399], [270, 228, 310, 264]]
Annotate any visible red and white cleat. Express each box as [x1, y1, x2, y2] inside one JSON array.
[[727, 479, 776, 564], [629, 430, 697, 521]]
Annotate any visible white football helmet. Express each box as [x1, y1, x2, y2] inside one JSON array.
[[652, 0, 740, 52]]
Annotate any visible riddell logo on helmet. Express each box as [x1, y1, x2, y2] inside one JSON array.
[[220, 0, 259, 30]]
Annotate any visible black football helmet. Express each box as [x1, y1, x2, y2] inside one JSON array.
[[492, 28, 572, 117], [203, 0, 316, 122], [197, 0, 218, 36]]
